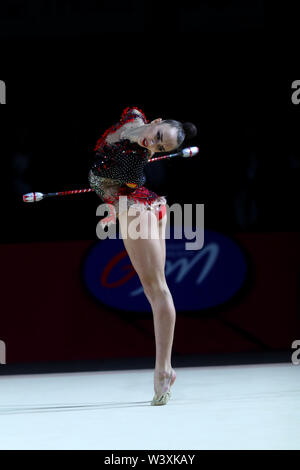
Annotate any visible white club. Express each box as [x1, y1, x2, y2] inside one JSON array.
[[181, 146, 199, 158]]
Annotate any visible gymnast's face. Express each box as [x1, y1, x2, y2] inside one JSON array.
[[139, 121, 178, 154]]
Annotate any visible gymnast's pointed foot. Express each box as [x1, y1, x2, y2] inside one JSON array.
[[151, 368, 176, 406]]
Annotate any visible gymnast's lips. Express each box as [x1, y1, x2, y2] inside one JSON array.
[[142, 138, 148, 147]]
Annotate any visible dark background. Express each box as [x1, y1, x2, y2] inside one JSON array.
[[1, 1, 299, 373], [0, 1, 264, 35], [1, 65, 298, 242], [0, 0, 268, 245], [0, 69, 269, 243]]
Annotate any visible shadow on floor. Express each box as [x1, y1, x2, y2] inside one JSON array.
[[0, 401, 152, 415]]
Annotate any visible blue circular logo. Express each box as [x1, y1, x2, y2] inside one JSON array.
[[82, 228, 248, 315]]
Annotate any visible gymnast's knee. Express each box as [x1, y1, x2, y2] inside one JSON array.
[[142, 278, 169, 302]]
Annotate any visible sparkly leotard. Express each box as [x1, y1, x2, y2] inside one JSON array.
[[88, 107, 167, 226]]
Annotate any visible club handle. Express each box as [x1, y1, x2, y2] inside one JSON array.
[[23, 188, 95, 202]]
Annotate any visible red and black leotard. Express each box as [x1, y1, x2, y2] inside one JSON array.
[[88, 107, 167, 226]]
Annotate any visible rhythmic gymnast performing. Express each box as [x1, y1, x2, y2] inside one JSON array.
[[23, 106, 198, 406], [89, 107, 197, 405]]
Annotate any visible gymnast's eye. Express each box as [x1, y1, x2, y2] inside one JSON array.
[[157, 131, 165, 151]]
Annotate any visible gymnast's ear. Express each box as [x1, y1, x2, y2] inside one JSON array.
[[150, 118, 162, 125]]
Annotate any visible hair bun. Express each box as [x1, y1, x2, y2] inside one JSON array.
[[183, 122, 197, 140]]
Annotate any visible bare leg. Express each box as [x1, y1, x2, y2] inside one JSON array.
[[118, 208, 176, 400]]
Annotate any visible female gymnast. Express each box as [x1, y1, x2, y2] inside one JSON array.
[[89, 107, 197, 405]]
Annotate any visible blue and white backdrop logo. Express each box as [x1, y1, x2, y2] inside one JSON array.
[[82, 228, 248, 314]]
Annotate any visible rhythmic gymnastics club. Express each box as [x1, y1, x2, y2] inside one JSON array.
[[23, 146, 199, 203]]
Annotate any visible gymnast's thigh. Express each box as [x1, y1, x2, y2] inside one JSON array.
[[118, 209, 165, 286]]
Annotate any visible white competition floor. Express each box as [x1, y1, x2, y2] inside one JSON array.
[[0, 363, 299, 450]]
